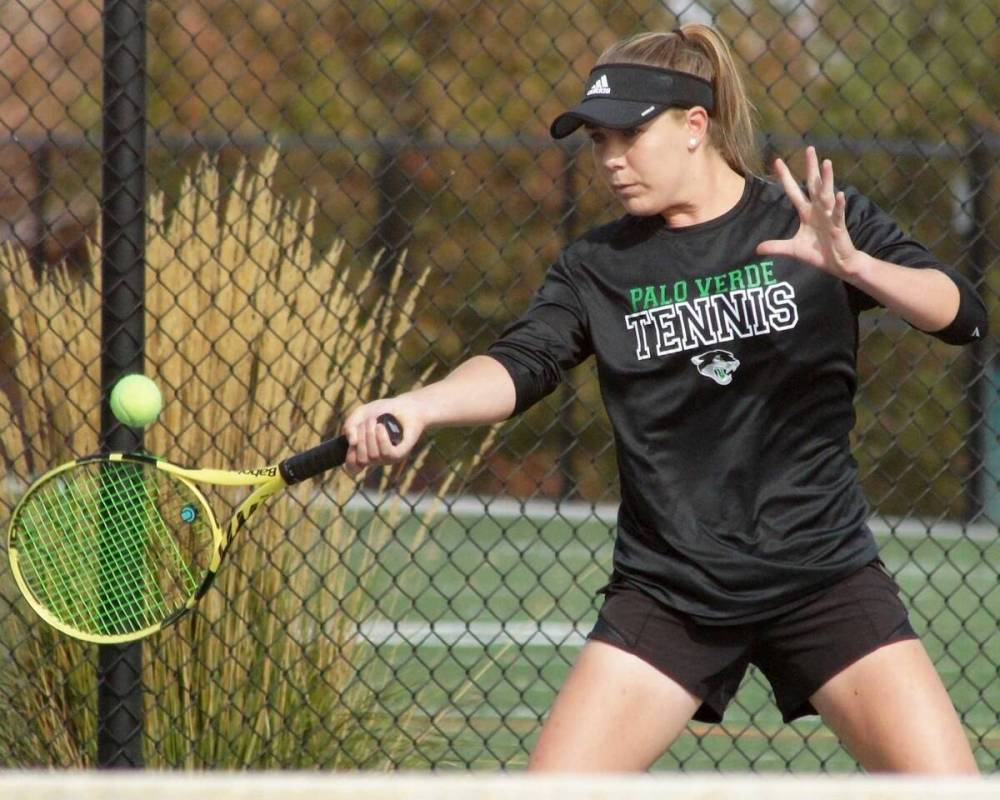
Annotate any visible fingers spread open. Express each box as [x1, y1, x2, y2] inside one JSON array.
[[773, 157, 809, 216], [835, 190, 847, 229], [805, 147, 822, 198], [819, 157, 837, 212]]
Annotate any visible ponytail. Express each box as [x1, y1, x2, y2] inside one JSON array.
[[596, 26, 763, 178]]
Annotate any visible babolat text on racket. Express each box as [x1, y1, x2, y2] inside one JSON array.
[[7, 414, 402, 644]]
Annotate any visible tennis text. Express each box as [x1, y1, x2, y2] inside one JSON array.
[[624, 283, 798, 360]]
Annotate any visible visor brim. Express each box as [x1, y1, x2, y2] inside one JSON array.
[[549, 99, 668, 139]]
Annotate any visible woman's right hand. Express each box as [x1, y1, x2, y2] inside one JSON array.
[[341, 395, 426, 472], [341, 355, 516, 473]]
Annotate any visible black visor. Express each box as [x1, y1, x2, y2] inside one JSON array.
[[550, 63, 715, 139]]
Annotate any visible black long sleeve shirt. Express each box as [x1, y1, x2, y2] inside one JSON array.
[[488, 176, 986, 624]]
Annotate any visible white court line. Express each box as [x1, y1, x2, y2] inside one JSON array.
[[345, 492, 998, 542], [356, 619, 590, 649]]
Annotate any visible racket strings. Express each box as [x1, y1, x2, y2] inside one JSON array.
[[12, 461, 215, 637]]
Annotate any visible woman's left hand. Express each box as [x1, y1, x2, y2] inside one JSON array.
[[756, 146, 863, 280]]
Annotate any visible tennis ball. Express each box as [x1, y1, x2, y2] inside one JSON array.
[[110, 374, 163, 427]]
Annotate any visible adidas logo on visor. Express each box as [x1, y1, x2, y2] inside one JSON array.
[[586, 74, 611, 96]]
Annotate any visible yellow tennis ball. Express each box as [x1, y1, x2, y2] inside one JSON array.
[[110, 374, 163, 427]]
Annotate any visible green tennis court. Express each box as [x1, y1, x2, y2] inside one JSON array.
[[337, 499, 999, 771]]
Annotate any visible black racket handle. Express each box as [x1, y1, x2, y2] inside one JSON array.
[[278, 414, 403, 485]]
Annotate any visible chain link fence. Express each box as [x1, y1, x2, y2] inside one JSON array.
[[0, 0, 997, 772]]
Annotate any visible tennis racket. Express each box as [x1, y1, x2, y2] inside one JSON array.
[[7, 414, 402, 644]]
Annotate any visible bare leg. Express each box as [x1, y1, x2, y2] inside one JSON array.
[[528, 640, 702, 772], [810, 639, 979, 774]]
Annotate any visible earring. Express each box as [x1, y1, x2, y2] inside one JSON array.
[[688, 137, 699, 149]]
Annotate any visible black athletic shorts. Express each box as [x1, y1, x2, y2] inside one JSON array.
[[588, 560, 918, 723]]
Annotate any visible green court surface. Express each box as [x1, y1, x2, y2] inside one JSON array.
[[339, 501, 999, 771]]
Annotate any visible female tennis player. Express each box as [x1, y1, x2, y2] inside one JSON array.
[[343, 25, 984, 774]]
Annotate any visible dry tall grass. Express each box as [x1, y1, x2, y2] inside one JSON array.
[[0, 149, 493, 767]]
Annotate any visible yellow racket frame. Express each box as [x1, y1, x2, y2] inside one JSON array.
[[8, 452, 287, 645]]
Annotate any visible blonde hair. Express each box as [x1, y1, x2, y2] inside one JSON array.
[[596, 26, 762, 177]]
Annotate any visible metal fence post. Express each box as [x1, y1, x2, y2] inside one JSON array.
[[97, 0, 147, 769], [374, 139, 409, 288], [964, 125, 992, 523], [28, 141, 51, 278]]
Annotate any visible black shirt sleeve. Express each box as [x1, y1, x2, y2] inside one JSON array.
[[842, 187, 987, 344], [487, 252, 593, 416]]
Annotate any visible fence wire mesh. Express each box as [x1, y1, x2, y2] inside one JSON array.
[[0, 0, 997, 773]]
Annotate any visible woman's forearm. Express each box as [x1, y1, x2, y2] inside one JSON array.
[[402, 355, 516, 429], [844, 253, 960, 333]]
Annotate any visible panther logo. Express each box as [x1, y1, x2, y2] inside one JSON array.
[[691, 349, 740, 386]]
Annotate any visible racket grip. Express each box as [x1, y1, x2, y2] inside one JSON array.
[[278, 414, 403, 485]]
